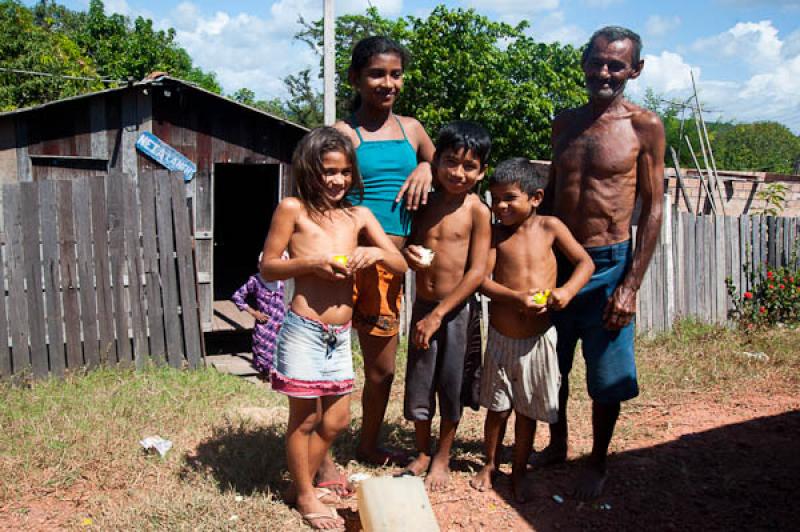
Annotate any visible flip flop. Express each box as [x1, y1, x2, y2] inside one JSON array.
[[301, 507, 345, 531], [316, 479, 354, 499], [393, 469, 419, 478], [314, 487, 340, 505]]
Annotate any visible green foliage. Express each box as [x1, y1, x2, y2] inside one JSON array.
[[757, 182, 789, 216], [297, 6, 587, 163], [0, 0, 102, 110], [231, 87, 292, 120], [0, 0, 220, 111], [646, 91, 800, 174], [712, 122, 800, 174], [727, 260, 800, 328]]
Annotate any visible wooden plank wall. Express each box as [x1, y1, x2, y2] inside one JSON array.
[[635, 195, 800, 335], [0, 170, 204, 378]]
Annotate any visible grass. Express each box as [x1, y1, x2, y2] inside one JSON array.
[[1, 321, 798, 530]]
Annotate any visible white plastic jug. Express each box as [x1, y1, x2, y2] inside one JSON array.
[[357, 476, 440, 532]]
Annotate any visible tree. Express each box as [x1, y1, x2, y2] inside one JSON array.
[[712, 122, 800, 175], [231, 87, 291, 120], [1, 0, 220, 111], [297, 6, 587, 164], [0, 0, 102, 111]]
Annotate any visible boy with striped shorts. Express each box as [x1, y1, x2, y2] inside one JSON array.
[[470, 158, 594, 502]]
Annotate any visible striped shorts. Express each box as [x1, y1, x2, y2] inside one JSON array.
[[479, 326, 560, 423]]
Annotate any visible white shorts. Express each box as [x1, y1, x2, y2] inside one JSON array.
[[479, 325, 560, 423]]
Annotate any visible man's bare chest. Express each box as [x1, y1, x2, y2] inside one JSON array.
[[555, 123, 640, 177]]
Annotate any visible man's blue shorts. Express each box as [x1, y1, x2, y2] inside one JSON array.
[[551, 240, 639, 404]]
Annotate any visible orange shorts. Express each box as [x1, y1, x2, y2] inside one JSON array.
[[353, 263, 404, 337]]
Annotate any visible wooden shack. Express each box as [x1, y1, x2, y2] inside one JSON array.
[[0, 76, 307, 332]]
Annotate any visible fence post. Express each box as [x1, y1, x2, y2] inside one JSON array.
[[663, 195, 675, 330]]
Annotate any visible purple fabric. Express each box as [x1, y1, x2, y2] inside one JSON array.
[[231, 275, 286, 375]]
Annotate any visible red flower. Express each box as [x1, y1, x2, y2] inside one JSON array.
[[790, 277, 795, 283], [743, 291, 753, 299], [759, 306, 767, 313], [780, 284, 785, 289], [767, 271, 774, 279], [769, 284, 775, 290]]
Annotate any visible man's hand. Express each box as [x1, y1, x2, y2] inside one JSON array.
[[603, 284, 637, 330], [413, 312, 442, 350]]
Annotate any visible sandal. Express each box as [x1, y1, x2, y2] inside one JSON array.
[[301, 507, 345, 531]]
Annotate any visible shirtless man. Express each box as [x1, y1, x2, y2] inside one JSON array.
[[400, 121, 491, 490], [534, 26, 665, 500]]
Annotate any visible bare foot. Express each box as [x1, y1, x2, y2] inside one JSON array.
[[511, 472, 530, 503], [400, 453, 431, 477], [315, 461, 354, 498], [469, 464, 496, 492], [573, 465, 607, 501], [528, 444, 567, 467], [296, 493, 344, 530], [424, 458, 450, 492]]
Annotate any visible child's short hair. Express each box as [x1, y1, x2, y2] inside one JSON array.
[[490, 158, 549, 195], [292, 127, 363, 216], [434, 121, 492, 167]]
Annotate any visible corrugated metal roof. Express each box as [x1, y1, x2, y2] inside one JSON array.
[[0, 75, 309, 132]]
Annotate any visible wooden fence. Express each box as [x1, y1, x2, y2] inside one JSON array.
[[635, 196, 800, 334], [0, 170, 204, 379]]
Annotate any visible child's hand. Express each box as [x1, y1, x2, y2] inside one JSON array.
[[348, 247, 383, 273], [547, 287, 573, 311], [413, 312, 442, 350], [250, 310, 269, 323], [404, 245, 431, 271], [523, 289, 549, 315], [314, 257, 350, 280]]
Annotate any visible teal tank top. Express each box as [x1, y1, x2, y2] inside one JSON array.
[[348, 116, 418, 237]]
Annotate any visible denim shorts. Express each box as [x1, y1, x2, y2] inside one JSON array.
[[551, 240, 639, 404], [271, 310, 354, 398]]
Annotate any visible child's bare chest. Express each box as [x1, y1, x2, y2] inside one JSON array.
[[419, 204, 472, 249], [291, 212, 359, 255]]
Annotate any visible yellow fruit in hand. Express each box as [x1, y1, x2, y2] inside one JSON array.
[[531, 289, 551, 305], [332, 255, 348, 266]]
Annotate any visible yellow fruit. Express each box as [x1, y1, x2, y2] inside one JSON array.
[[532, 290, 550, 305], [332, 255, 348, 266]]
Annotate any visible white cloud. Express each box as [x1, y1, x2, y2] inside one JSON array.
[[104, 0, 132, 16], [645, 15, 681, 38], [629, 23, 800, 133], [628, 51, 697, 97], [464, 0, 560, 24], [525, 11, 586, 46], [692, 20, 782, 73]]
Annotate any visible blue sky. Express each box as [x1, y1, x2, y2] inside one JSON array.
[[40, 0, 800, 131]]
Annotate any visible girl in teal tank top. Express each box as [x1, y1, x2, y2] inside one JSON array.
[[350, 115, 418, 236]]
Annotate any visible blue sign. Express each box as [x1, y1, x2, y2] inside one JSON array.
[[135, 131, 197, 182]]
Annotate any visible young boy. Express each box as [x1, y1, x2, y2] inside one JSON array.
[[401, 121, 492, 491], [470, 158, 594, 502]]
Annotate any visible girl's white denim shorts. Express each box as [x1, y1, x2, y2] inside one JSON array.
[[271, 310, 354, 398]]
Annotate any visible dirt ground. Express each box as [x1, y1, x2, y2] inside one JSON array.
[[1, 326, 799, 531]]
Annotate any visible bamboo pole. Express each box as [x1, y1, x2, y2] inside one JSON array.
[[690, 71, 727, 215], [669, 146, 694, 214], [323, 0, 336, 126], [685, 135, 717, 215]]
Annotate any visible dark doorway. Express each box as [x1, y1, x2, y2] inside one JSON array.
[[213, 163, 279, 300]]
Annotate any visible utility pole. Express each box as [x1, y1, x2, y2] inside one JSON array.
[[323, 0, 336, 126]]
